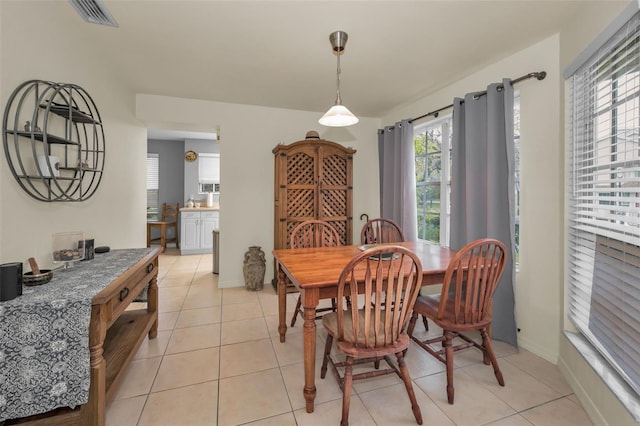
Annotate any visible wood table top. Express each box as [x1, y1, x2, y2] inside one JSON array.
[[273, 241, 455, 289]]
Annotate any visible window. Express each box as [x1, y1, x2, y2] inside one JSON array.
[[146, 153, 159, 220], [414, 117, 451, 245], [198, 153, 220, 194], [514, 97, 521, 262], [567, 10, 640, 396], [413, 98, 521, 255]]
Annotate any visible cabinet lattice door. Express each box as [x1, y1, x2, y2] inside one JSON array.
[[273, 136, 355, 288]]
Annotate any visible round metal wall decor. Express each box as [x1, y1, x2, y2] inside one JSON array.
[[185, 150, 197, 162], [2, 80, 105, 202]]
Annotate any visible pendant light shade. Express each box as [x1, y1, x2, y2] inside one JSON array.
[[319, 31, 359, 127], [319, 105, 359, 127]]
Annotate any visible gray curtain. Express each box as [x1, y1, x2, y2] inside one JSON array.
[[378, 119, 418, 241], [450, 79, 517, 347]]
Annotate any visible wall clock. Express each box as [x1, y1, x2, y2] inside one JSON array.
[[185, 150, 197, 162]]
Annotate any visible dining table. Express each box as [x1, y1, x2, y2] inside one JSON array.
[[273, 240, 456, 413]]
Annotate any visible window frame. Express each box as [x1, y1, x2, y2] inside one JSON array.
[[198, 153, 220, 194], [146, 153, 159, 221], [414, 115, 452, 246], [566, 8, 640, 398]]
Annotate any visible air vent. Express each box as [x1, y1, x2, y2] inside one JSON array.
[[68, 0, 118, 27]]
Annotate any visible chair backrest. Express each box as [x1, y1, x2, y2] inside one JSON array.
[[162, 202, 179, 223], [437, 238, 507, 327], [360, 218, 405, 244], [336, 245, 423, 348], [289, 220, 341, 249]]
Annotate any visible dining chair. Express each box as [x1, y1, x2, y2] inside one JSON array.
[[360, 217, 405, 245], [407, 238, 507, 404], [360, 217, 429, 333], [147, 202, 180, 253], [320, 245, 424, 426], [289, 220, 341, 327]]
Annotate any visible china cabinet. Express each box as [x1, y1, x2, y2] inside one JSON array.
[[272, 134, 355, 289]]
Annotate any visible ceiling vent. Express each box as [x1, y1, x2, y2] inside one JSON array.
[[68, 0, 118, 27]]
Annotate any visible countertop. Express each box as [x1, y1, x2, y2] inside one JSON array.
[[180, 207, 220, 212]]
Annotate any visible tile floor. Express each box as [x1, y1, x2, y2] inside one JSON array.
[[106, 249, 593, 426]]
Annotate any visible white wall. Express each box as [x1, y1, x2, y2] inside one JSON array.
[[0, 2, 147, 269], [0, 1, 382, 286], [136, 95, 381, 287], [383, 35, 563, 361]]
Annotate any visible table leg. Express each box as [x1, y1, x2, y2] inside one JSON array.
[[302, 291, 319, 413], [277, 264, 287, 343], [81, 304, 107, 426], [159, 224, 166, 253], [148, 274, 158, 339]]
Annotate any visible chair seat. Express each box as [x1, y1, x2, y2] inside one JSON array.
[[323, 309, 410, 357], [414, 295, 493, 333]]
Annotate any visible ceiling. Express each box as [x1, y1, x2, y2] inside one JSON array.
[[59, 1, 620, 119]]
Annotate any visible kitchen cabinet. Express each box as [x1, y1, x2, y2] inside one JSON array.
[[180, 209, 219, 255]]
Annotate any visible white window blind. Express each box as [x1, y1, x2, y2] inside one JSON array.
[[199, 153, 220, 184], [567, 8, 640, 396], [147, 153, 159, 220]]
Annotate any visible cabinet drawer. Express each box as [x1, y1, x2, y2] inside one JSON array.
[[181, 211, 200, 220], [201, 211, 218, 219], [105, 257, 158, 325]]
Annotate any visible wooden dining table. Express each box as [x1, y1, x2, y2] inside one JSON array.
[[273, 240, 456, 413]]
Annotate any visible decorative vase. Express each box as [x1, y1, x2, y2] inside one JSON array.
[[243, 246, 266, 291]]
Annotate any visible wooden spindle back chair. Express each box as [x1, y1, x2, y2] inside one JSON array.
[[321, 245, 424, 426], [408, 238, 507, 404], [360, 218, 405, 245], [289, 220, 341, 327]]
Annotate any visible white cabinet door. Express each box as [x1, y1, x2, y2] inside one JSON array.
[[181, 212, 200, 251], [180, 210, 219, 255], [200, 211, 218, 249]]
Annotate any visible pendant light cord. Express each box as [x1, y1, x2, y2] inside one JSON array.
[[335, 52, 342, 105]]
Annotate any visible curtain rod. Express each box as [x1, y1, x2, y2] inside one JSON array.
[[407, 71, 546, 124]]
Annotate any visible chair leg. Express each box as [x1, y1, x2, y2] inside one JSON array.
[[341, 357, 354, 426], [290, 295, 302, 327], [407, 311, 418, 337], [396, 351, 423, 425], [421, 315, 429, 332], [480, 328, 505, 386], [443, 330, 455, 404], [321, 334, 333, 379]]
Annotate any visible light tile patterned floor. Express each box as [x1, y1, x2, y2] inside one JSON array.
[[106, 249, 593, 426]]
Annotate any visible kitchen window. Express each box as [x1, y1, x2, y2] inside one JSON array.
[[198, 153, 220, 194], [146, 153, 159, 220]]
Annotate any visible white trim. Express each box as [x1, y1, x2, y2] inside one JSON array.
[[564, 1, 639, 78]]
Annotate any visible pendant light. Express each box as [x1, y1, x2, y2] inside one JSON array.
[[319, 31, 359, 127]]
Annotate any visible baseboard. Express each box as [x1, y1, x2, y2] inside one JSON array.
[[557, 346, 608, 425], [517, 336, 558, 364], [180, 248, 212, 255]]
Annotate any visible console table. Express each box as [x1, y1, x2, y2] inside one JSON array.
[[1, 247, 160, 426]]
